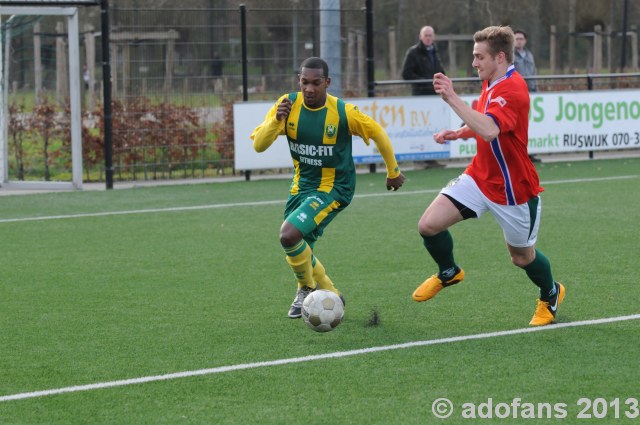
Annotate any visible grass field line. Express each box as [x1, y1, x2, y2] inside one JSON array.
[[0, 174, 637, 224], [1, 313, 639, 403]]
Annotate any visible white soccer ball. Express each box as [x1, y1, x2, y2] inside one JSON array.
[[301, 290, 344, 332]]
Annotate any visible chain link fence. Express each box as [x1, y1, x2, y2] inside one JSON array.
[[2, 0, 639, 184]]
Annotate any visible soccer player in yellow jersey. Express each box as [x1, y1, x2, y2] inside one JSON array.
[[251, 57, 405, 318]]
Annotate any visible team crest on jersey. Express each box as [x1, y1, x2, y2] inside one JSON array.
[[491, 96, 507, 107], [325, 124, 337, 138]]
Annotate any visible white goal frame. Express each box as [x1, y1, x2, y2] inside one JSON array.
[[0, 6, 83, 189]]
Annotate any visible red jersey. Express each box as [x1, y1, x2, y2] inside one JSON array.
[[465, 65, 543, 205]]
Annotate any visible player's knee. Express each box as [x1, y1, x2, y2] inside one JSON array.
[[279, 223, 302, 247], [279, 231, 297, 247], [418, 219, 440, 237], [511, 253, 531, 268]]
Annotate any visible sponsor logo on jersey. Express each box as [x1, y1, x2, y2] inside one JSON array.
[[289, 142, 334, 157]]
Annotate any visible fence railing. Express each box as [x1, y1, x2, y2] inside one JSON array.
[[3, 1, 640, 186], [374, 73, 640, 96]]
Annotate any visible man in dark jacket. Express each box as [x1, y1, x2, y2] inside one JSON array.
[[401, 26, 446, 96]]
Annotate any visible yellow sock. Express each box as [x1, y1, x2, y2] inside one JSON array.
[[312, 256, 340, 295], [284, 240, 316, 289]]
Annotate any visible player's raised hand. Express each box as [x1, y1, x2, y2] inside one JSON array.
[[433, 72, 455, 101], [276, 98, 292, 121]]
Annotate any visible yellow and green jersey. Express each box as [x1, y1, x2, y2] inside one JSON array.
[[252, 92, 400, 204]]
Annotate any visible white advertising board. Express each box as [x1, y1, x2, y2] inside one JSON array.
[[233, 96, 450, 170], [234, 90, 640, 169], [449, 90, 640, 158]]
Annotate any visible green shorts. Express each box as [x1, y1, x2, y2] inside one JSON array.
[[284, 191, 346, 244]]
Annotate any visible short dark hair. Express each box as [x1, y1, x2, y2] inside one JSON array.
[[514, 29, 528, 39], [300, 57, 329, 78]]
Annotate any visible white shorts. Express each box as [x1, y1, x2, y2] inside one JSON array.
[[441, 174, 541, 248]]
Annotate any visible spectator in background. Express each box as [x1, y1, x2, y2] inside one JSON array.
[[401, 26, 446, 96], [514, 30, 537, 92], [211, 52, 223, 93], [401, 25, 446, 168], [83, 65, 90, 90], [514, 30, 540, 162]]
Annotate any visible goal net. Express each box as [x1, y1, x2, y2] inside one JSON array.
[[1, 3, 85, 189]]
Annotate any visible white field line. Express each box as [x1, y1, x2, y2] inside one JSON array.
[[0, 175, 637, 224], [1, 313, 639, 403]]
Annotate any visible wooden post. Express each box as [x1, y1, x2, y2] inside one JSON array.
[[630, 25, 638, 71], [550, 25, 557, 74], [357, 31, 365, 95], [568, 0, 576, 72], [435, 34, 472, 77], [608, 0, 615, 72], [163, 30, 178, 101], [448, 40, 457, 77], [110, 44, 118, 98], [388, 26, 397, 80], [593, 25, 602, 73], [33, 22, 42, 101], [109, 30, 180, 100], [56, 21, 68, 103], [607, 29, 613, 73], [346, 30, 356, 91], [122, 43, 130, 100]]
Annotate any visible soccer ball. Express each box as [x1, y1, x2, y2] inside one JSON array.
[[301, 290, 344, 332]]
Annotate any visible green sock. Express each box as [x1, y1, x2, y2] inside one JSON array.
[[422, 231, 459, 279], [523, 249, 556, 300]]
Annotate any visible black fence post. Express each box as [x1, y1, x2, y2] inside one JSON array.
[[365, 0, 374, 98], [365, 0, 376, 174], [587, 74, 593, 159], [621, 0, 629, 71], [240, 4, 250, 180], [240, 4, 248, 102], [101, 0, 114, 189]]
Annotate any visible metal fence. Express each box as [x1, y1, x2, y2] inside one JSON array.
[[2, 0, 640, 185]]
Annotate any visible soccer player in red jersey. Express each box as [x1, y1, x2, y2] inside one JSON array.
[[412, 26, 565, 326]]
